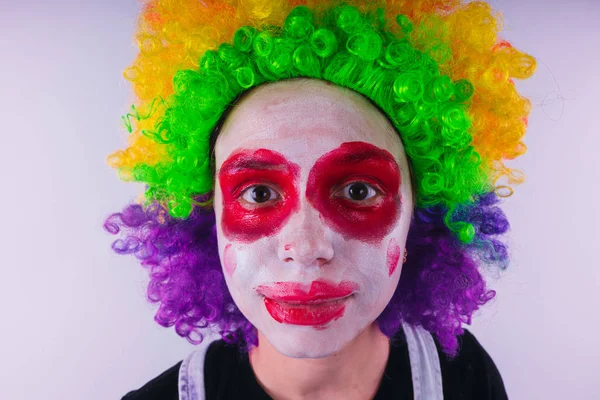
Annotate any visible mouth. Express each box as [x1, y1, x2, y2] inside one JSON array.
[[262, 295, 352, 326], [256, 280, 358, 326]]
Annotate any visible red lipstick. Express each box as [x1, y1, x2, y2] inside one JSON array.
[[257, 280, 358, 326]]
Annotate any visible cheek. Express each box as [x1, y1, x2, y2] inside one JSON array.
[[386, 238, 402, 277], [219, 240, 273, 287], [223, 244, 237, 277]]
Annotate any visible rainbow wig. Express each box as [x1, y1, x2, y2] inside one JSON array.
[[105, 0, 535, 356]]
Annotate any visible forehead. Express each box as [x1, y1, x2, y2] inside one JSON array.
[[215, 79, 404, 170]]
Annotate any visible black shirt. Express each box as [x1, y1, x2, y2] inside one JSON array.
[[122, 328, 508, 400]]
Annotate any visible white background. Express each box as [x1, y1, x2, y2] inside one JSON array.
[[1, 0, 598, 399]]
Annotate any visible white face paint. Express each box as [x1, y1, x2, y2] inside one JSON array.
[[213, 79, 414, 358]]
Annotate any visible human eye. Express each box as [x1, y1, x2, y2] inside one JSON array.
[[336, 181, 380, 203], [240, 184, 281, 205]]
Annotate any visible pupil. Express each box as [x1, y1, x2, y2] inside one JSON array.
[[348, 183, 368, 200], [252, 186, 271, 203]]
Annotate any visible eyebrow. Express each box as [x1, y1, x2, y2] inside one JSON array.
[[216, 149, 401, 175], [216, 158, 290, 176], [331, 149, 401, 169]]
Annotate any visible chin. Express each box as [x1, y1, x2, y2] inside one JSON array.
[[260, 323, 362, 359]]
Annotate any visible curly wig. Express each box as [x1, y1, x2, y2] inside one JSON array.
[[105, 0, 535, 356]]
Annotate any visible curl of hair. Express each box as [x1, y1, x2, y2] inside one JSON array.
[[105, 198, 257, 349]]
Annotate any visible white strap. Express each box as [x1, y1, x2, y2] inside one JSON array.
[[178, 341, 214, 400], [402, 322, 444, 400]]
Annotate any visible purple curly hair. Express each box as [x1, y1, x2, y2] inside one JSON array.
[[105, 190, 507, 357]]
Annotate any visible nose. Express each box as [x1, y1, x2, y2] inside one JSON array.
[[277, 200, 334, 267]]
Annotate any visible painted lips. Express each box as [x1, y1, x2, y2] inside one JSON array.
[[257, 280, 358, 326]]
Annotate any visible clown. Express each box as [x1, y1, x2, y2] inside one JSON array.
[[105, 0, 535, 399]]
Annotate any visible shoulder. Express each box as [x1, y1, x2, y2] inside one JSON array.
[[121, 361, 182, 400], [434, 329, 508, 400], [120, 340, 227, 400]]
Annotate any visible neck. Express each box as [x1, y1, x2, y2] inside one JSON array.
[[248, 323, 390, 400]]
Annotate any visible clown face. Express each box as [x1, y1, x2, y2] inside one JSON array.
[[213, 79, 413, 358]]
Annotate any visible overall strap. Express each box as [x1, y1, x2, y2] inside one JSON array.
[[401, 322, 444, 400], [179, 327, 443, 400], [178, 341, 213, 400]]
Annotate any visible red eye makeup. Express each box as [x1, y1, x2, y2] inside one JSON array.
[[219, 142, 402, 244], [306, 141, 402, 244], [218, 148, 300, 243]]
